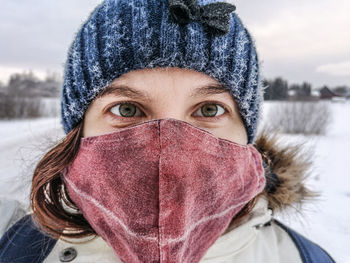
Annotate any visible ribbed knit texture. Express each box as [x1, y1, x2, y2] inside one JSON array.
[[60, 0, 263, 143]]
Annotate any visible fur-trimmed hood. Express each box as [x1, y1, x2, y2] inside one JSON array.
[[253, 132, 317, 213]]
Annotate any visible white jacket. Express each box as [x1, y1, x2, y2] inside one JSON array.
[[42, 197, 301, 263]]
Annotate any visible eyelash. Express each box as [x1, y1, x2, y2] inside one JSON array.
[[106, 101, 229, 121]]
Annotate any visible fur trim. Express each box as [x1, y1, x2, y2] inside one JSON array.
[[253, 131, 318, 213]]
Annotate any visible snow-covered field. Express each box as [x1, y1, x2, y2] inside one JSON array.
[[0, 101, 349, 262], [262, 101, 350, 262]]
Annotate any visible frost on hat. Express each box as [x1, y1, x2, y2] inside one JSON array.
[[60, 0, 263, 143]]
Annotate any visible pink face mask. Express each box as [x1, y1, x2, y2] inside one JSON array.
[[62, 118, 265, 263]]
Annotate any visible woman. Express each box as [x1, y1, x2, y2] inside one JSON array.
[[0, 0, 335, 262]]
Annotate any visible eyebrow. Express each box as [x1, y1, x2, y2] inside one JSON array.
[[98, 83, 229, 100], [189, 83, 230, 97], [97, 84, 152, 101]]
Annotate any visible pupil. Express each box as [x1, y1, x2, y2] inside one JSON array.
[[201, 104, 217, 117], [120, 103, 136, 117]]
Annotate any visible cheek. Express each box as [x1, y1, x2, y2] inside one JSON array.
[[212, 120, 248, 145], [82, 104, 111, 137], [83, 116, 119, 137]]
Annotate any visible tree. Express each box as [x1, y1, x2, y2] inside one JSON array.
[[7, 71, 39, 97], [298, 82, 312, 99], [5, 71, 61, 98], [263, 77, 289, 100], [332, 86, 349, 96], [0, 81, 5, 93]]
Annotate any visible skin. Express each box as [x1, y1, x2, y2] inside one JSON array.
[[83, 67, 248, 145]]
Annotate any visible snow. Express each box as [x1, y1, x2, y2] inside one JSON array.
[[0, 101, 349, 262], [263, 101, 350, 262], [0, 117, 64, 206]]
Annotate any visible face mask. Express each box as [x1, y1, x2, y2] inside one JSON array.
[[62, 118, 265, 263]]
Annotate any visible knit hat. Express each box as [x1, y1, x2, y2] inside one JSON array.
[[60, 0, 263, 143]]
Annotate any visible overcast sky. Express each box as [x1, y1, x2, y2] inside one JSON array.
[[1, 0, 349, 88]]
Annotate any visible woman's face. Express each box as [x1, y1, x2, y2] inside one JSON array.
[[83, 67, 248, 144]]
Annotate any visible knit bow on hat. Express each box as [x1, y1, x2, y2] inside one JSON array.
[[168, 0, 236, 35]]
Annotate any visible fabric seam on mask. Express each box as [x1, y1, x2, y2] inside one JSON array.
[[80, 121, 159, 144], [64, 177, 158, 241], [159, 120, 249, 149], [185, 127, 249, 149], [80, 120, 250, 150], [159, 181, 264, 245], [158, 119, 163, 261], [64, 175, 262, 246], [81, 132, 250, 150], [80, 125, 157, 147], [159, 193, 255, 246]]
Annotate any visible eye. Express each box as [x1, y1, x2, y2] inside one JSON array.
[[110, 103, 143, 118], [193, 103, 226, 118]]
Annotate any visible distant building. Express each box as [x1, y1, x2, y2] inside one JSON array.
[[319, 86, 340, 100]]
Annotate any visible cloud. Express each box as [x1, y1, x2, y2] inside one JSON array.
[[246, 1, 350, 60], [0, 0, 102, 83], [316, 61, 350, 77], [0, 0, 102, 68], [232, 0, 350, 86]]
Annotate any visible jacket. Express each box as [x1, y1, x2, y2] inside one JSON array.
[[0, 133, 336, 263]]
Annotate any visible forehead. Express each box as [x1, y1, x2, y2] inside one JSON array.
[[98, 67, 231, 99]]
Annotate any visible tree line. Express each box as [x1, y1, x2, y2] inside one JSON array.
[[0, 72, 61, 119], [263, 77, 349, 101], [0, 71, 61, 98]]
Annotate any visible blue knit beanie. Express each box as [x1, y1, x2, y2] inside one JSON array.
[[61, 0, 263, 143]]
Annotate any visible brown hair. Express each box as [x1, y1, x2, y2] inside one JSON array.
[[30, 120, 261, 240], [30, 120, 96, 239]]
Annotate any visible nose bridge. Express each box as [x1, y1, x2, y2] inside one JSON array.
[[154, 112, 186, 122], [151, 101, 187, 122]]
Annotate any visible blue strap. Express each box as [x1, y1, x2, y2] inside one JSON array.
[[274, 219, 336, 263], [0, 214, 57, 263]]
